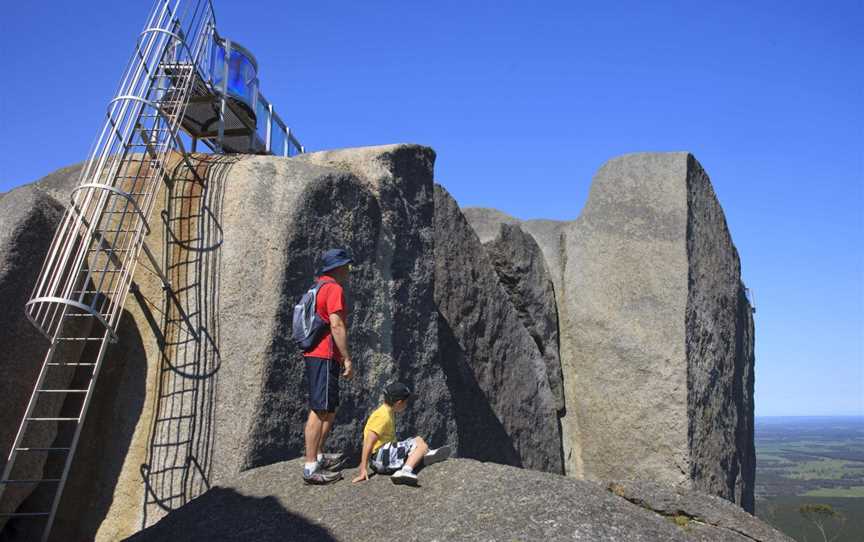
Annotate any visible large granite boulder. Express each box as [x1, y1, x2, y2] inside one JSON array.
[[462, 153, 755, 511], [128, 457, 791, 542], [561, 153, 754, 509], [218, 145, 454, 482], [434, 185, 563, 473], [2, 146, 457, 540], [483, 223, 564, 412], [0, 186, 67, 528]]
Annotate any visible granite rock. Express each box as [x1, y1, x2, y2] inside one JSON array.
[[0, 185, 81, 531], [607, 481, 789, 542], [462, 153, 755, 511], [434, 184, 563, 473], [129, 458, 789, 542], [484, 223, 564, 412], [560, 153, 755, 510]]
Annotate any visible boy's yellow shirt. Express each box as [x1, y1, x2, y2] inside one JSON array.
[[363, 404, 395, 453]]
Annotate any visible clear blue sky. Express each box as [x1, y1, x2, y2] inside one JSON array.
[[1, 1, 861, 416]]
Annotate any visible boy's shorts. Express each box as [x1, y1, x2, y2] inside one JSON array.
[[370, 437, 417, 473], [305, 357, 340, 412]]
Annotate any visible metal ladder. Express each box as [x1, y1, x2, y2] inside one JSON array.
[[0, 2, 216, 540]]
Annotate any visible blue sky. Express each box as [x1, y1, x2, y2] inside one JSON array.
[[1, 1, 861, 416]]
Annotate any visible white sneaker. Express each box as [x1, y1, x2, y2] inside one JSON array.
[[391, 468, 418, 486], [423, 445, 451, 466]]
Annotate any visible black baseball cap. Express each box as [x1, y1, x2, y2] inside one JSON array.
[[385, 382, 413, 402], [319, 248, 353, 274]]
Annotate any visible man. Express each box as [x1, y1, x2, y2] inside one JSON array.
[[302, 248, 355, 485]]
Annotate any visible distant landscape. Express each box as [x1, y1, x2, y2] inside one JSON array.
[[755, 416, 864, 542]]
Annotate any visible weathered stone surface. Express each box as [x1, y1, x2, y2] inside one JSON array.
[[561, 153, 754, 509], [0, 147, 756, 540], [0, 185, 65, 475], [484, 223, 564, 412], [434, 184, 562, 473], [684, 157, 756, 511], [0, 185, 85, 533], [607, 481, 789, 542], [560, 152, 692, 486], [293, 145, 454, 452], [223, 145, 453, 482], [3, 147, 454, 540], [129, 458, 789, 542], [463, 208, 567, 293], [462, 153, 755, 512]]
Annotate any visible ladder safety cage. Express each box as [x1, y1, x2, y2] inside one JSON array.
[[1, 1, 304, 540]]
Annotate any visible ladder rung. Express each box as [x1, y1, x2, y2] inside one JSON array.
[[15, 447, 71, 452], [0, 479, 61, 484], [38, 389, 88, 393], [47, 363, 96, 366], [26, 417, 79, 421], [56, 337, 104, 341], [0, 512, 50, 518]]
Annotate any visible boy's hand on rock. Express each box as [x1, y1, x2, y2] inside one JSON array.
[[352, 468, 368, 483]]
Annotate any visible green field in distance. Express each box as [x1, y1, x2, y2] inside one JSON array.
[[755, 416, 864, 542]]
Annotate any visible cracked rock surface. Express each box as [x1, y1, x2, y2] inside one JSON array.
[[607, 481, 792, 542]]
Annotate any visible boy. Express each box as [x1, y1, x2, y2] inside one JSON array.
[[352, 382, 451, 486]]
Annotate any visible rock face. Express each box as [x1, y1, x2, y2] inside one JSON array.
[[433, 185, 563, 473], [129, 458, 791, 542], [463, 153, 755, 511], [217, 146, 454, 483], [0, 186, 66, 526], [0, 147, 757, 540], [684, 157, 756, 511], [1, 147, 460, 540], [608, 480, 782, 542], [483, 223, 564, 412]]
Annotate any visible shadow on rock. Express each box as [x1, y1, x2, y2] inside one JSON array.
[[437, 311, 522, 467], [125, 487, 337, 542]]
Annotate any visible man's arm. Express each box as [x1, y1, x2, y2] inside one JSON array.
[[352, 431, 378, 483], [329, 311, 353, 379]]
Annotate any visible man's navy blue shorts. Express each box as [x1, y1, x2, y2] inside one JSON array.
[[305, 356, 340, 412]]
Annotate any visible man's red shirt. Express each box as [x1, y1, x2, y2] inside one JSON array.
[[303, 274, 346, 361]]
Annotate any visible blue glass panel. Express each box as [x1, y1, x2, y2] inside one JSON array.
[[211, 42, 258, 108], [210, 41, 224, 84], [270, 118, 287, 157], [256, 96, 270, 148], [227, 49, 256, 105]]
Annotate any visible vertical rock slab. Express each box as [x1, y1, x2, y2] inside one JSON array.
[[434, 185, 563, 473], [214, 145, 454, 481], [560, 152, 754, 509], [295, 145, 452, 446], [483, 223, 565, 412], [685, 156, 755, 511]]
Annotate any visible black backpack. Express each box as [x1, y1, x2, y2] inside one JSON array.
[[292, 279, 335, 351]]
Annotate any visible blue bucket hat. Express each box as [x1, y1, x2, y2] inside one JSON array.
[[318, 248, 353, 274]]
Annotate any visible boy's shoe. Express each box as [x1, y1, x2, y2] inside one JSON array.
[[391, 468, 418, 486], [423, 445, 451, 466], [303, 468, 343, 485], [318, 452, 347, 471]]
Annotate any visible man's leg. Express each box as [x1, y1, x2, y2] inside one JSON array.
[[305, 409, 326, 464], [317, 411, 336, 454]]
